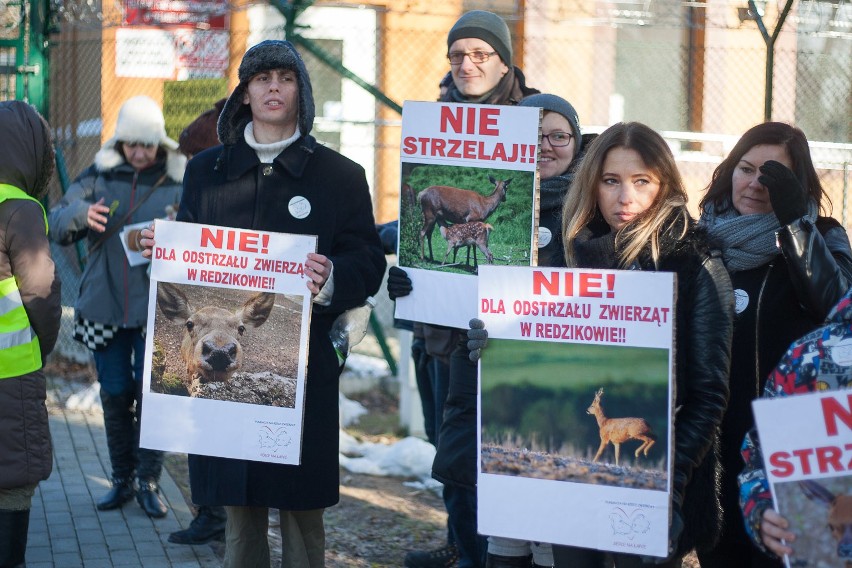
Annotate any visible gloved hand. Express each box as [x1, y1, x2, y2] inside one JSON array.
[[386, 266, 412, 300], [467, 318, 488, 362], [641, 503, 684, 565], [758, 160, 808, 226]]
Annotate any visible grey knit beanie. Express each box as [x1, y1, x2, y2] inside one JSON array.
[[447, 10, 512, 66], [520, 93, 583, 156], [217, 40, 315, 145]]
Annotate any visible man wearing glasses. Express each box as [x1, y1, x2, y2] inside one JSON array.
[[390, 10, 539, 568]]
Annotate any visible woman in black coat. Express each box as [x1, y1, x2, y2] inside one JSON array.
[[696, 122, 852, 568], [551, 122, 734, 567]]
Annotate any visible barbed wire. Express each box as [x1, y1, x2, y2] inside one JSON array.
[[6, 1, 846, 40]]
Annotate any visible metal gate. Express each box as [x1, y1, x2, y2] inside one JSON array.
[[0, 0, 49, 113]]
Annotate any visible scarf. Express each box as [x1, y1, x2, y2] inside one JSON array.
[[572, 214, 619, 269], [699, 201, 818, 273], [540, 174, 572, 213]]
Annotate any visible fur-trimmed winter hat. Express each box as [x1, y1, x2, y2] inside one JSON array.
[[178, 98, 226, 157], [95, 96, 186, 181], [520, 93, 583, 157], [217, 40, 315, 146], [447, 10, 513, 66]]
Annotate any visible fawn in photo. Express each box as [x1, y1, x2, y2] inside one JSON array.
[[587, 387, 656, 466], [417, 175, 511, 262], [439, 221, 494, 268]]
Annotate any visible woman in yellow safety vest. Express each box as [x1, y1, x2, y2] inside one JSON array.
[[0, 100, 62, 567]]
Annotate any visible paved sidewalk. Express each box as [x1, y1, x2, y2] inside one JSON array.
[[26, 406, 220, 568]]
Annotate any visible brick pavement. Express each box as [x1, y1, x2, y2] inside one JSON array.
[[26, 407, 220, 567]]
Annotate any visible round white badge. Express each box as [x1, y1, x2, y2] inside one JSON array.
[[538, 227, 552, 248], [288, 196, 311, 219], [734, 289, 749, 314], [831, 337, 852, 367]]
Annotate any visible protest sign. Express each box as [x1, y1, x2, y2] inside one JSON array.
[[753, 391, 852, 568], [139, 219, 315, 465], [394, 101, 540, 328], [477, 265, 675, 558]]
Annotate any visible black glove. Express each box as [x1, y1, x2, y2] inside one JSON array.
[[641, 503, 684, 565], [386, 266, 412, 300], [467, 318, 488, 362], [758, 160, 808, 226]]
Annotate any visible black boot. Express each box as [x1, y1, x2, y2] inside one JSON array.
[[403, 544, 459, 568], [137, 479, 168, 518], [0, 509, 29, 568], [97, 476, 136, 511], [486, 553, 533, 568], [168, 505, 226, 544], [99, 388, 138, 509]]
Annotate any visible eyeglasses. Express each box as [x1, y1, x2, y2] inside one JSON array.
[[447, 50, 498, 65], [542, 132, 574, 147], [122, 141, 156, 149]]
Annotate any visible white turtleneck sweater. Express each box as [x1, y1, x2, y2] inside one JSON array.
[[242, 121, 334, 305]]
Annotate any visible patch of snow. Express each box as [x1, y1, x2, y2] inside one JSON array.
[[64, 383, 102, 413], [339, 392, 368, 427], [339, 430, 436, 483]]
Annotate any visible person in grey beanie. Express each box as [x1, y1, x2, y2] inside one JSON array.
[[519, 93, 586, 268], [472, 94, 587, 568], [143, 39, 386, 567], [388, 10, 540, 568]]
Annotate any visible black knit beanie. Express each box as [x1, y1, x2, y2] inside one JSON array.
[[217, 40, 315, 145], [447, 10, 512, 66], [519, 93, 583, 156]]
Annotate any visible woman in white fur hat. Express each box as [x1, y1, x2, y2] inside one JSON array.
[[49, 95, 185, 519]]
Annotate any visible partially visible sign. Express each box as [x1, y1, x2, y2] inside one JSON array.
[[115, 27, 228, 79], [123, 0, 229, 29]]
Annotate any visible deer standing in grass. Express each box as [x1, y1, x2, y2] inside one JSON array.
[[587, 388, 656, 466], [439, 221, 494, 267], [418, 175, 511, 262]]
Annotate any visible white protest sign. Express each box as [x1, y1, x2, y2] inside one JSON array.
[[753, 391, 852, 567], [395, 101, 540, 329], [477, 266, 675, 558], [140, 220, 316, 465]]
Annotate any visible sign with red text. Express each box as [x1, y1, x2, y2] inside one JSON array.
[[477, 266, 675, 558], [140, 220, 316, 465], [116, 27, 229, 79], [753, 391, 852, 568], [395, 101, 541, 329]]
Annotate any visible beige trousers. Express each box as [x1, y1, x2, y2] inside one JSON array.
[[223, 506, 325, 568]]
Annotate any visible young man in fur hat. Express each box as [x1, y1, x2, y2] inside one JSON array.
[[145, 40, 386, 567], [50, 95, 185, 520]]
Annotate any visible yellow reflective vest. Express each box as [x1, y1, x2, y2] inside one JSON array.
[[0, 183, 47, 379]]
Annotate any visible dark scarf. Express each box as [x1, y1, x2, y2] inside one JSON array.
[[573, 210, 692, 270], [440, 66, 535, 106]]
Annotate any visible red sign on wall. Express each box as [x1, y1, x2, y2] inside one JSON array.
[[123, 0, 229, 30]]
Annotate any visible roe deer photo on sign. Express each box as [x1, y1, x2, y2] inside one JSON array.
[[397, 163, 535, 275], [150, 282, 302, 407], [480, 340, 670, 491], [771, 476, 852, 568]]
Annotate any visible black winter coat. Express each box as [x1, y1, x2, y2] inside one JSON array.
[[182, 135, 386, 510]]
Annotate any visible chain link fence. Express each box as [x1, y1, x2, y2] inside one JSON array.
[[5, 0, 851, 362]]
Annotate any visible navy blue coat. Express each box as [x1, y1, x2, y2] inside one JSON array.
[[181, 135, 386, 510]]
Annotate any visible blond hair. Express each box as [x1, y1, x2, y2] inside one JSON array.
[[562, 122, 690, 268]]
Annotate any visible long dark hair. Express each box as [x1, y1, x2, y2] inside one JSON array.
[[699, 122, 828, 215]]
